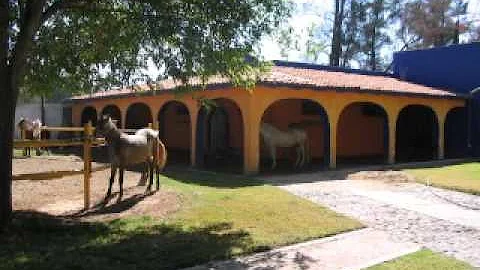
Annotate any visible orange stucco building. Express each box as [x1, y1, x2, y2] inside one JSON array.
[[69, 62, 468, 174]]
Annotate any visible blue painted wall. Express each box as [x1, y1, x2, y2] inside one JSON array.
[[393, 43, 480, 93], [393, 43, 480, 156]]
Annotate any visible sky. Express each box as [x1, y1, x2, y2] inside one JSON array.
[[147, 0, 480, 78], [258, 0, 480, 64]]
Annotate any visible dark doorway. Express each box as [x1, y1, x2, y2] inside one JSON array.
[[81, 106, 97, 127], [125, 103, 152, 129], [195, 99, 244, 172], [396, 105, 438, 162], [337, 102, 388, 166], [445, 107, 468, 158], [260, 99, 329, 171], [101, 105, 122, 128], [158, 101, 191, 165]]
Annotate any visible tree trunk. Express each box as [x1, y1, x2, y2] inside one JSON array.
[[0, 0, 46, 231], [41, 95, 46, 124], [330, 0, 346, 67], [370, 5, 379, 71], [0, 76, 16, 231]]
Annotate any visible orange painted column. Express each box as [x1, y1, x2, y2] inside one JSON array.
[[386, 107, 400, 164], [327, 103, 341, 169], [121, 106, 128, 129], [187, 100, 199, 167], [437, 112, 447, 160], [243, 93, 260, 174]]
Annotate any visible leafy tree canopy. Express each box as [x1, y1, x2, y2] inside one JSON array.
[[0, 0, 290, 231], [7, 0, 290, 98]]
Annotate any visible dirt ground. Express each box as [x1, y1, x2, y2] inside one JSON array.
[[13, 155, 181, 222]]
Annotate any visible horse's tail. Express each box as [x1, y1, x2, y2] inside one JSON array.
[[156, 138, 167, 171]]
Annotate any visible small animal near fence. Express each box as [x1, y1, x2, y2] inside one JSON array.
[[13, 122, 158, 210]]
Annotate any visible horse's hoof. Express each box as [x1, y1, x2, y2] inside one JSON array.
[[103, 195, 112, 204]]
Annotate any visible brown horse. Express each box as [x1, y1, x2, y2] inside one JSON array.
[[96, 115, 157, 202], [135, 128, 167, 188]]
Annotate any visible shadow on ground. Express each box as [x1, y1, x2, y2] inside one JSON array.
[[1, 211, 255, 270], [68, 189, 154, 218]]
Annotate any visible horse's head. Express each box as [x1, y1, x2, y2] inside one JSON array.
[[17, 117, 32, 130], [32, 119, 42, 129], [96, 114, 117, 136]]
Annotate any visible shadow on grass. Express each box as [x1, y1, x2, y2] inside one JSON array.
[[1, 211, 255, 270], [163, 169, 263, 188]]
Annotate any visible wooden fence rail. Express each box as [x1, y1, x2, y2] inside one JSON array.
[[41, 125, 137, 133]]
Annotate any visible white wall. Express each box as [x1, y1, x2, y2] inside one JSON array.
[[15, 103, 64, 139]]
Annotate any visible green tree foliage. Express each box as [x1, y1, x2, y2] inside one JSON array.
[[359, 0, 396, 70], [305, 25, 328, 62], [0, 0, 290, 230], [276, 26, 300, 60], [398, 0, 469, 48]]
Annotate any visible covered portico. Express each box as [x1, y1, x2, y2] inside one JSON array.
[[70, 64, 467, 174]]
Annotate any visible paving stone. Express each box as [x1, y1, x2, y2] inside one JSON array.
[[185, 228, 420, 270], [280, 179, 480, 267]]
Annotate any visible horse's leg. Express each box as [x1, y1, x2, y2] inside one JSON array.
[[137, 163, 147, 186], [118, 167, 125, 202], [105, 165, 117, 200], [149, 160, 154, 191], [155, 164, 160, 190], [304, 141, 310, 166], [295, 146, 301, 168], [299, 144, 306, 168], [269, 145, 277, 170], [146, 160, 153, 193]]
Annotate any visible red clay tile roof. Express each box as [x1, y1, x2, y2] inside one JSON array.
[[70, 66, 462, 101]]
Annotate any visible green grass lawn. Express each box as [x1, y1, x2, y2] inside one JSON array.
[[366, 249, 473, 270], [1, 170, 362, 270], [404, 162, 480, 195]]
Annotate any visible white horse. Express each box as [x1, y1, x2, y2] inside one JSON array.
[[17, 117, 43, 156], [260, 122, 308, 170]]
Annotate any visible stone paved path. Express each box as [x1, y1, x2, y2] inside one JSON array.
[[186, 228, 420, 270], [275, 176, 480, 267]]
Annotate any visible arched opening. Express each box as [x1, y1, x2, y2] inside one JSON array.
[[81, 106, 97, 127], [101, 105, 122, 128], [125, 103, 152, 129], [195, 99, 244, 172], [445, 107, 468, 158], [396, 105, 438, 162], [260, 99, 329, 171], [158, 101, 191, 165], [337, 102, 388, 166]]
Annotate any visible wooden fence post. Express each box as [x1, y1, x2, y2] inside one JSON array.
[[21, 129, 27, 156], [83, 121, 93, 209]]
